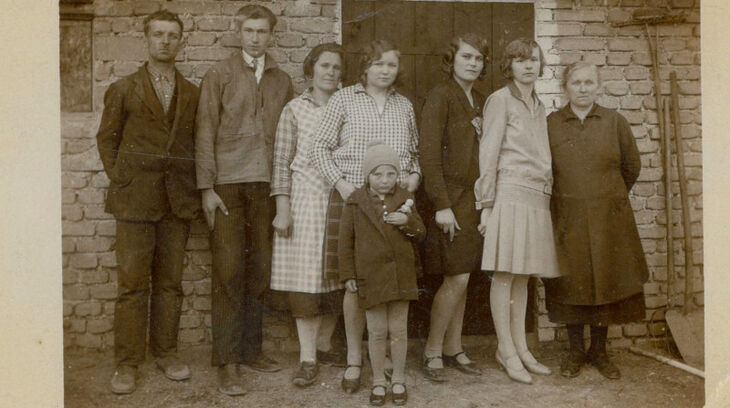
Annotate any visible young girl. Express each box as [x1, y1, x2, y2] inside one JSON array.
[[338, 140, 426, 406], [475, 38, 560, 384]]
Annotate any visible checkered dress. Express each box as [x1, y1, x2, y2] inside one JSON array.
[[309, 83, 421, 188], [270, 91, 345, 293]]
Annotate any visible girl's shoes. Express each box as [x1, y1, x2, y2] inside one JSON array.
[[443, 351, 482, 376], [517, 349, 551, 375], [292, 361, 319, 388], [341, 364, 361, 394], [495, 350, 532, 384], [422, 355, 448, 382], [369, 385, 387, 406], [391, 382, 408, 406]]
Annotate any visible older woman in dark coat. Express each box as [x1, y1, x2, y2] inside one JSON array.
[[545, 62, 648, 380]]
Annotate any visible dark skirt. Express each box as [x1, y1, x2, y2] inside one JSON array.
[[423, 189, 482, 276], [288, 290, 345, 318], [546, 292, 646, 326]]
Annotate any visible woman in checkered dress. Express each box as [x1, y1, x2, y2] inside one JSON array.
[[270, 43, 347, 387], [309, 40, 421, 398]]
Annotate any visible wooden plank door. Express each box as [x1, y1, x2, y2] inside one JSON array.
[[342, 1, 535, 337]]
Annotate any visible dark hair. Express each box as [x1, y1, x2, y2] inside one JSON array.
[[442, 33, 490, 80], [235, 5, 277, 32], [358, 40, 402, 86], [561, 61, 601, 89], [143, 10, 184, 36], [303, 43, 345, 78], [500, 37, 546, 79]]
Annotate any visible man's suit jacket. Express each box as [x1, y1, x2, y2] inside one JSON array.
[[96, 64, 201, 222]]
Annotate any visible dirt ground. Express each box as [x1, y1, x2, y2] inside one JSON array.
[[64, 343, 703, 408]]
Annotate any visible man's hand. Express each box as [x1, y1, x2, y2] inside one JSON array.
[[345, 279, 358, 293], [202, 188, 228, 230], [335, 179, 356, 201], [400, 173, 420, 193], [435, 208, 461, 242], [478, 207, 492, 237]]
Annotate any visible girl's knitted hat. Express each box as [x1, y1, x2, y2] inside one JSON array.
[[362, 139, 400, 177]]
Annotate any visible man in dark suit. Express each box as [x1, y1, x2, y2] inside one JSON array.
[[96, 10, 201, 395]]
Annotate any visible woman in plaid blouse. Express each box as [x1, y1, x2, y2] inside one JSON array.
[[309, 40, 421, 400], [270, 44, 347, 388]]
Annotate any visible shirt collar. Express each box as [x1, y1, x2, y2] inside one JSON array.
[[241, 50, 265, 69], [507, 81, 540, 106], [146, 63, 175, 82], [561, 103, 602, 121], [353, 82, 397, 97]]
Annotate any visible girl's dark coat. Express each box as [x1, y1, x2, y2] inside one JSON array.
[[338, 186, 426, 309], [545, 104, 649, 306]]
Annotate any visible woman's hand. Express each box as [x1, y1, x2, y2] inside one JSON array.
[[477, 207, 492, 237], [384, 211, 408, 226], [400, 173, 420, 193], [272, 209, 292, 238], [435, 208, 461, 242], [345, 279, 358, 293], [335, 179, 356, 201]]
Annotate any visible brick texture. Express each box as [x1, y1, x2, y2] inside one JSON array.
[[60, 0, 701, 352]]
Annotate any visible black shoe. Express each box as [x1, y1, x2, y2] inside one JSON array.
[[317, 348, 347, 367], [292, 361, 319, 388], [443, 351, 482, 376], [422, 355, 448, 382], [560, 350, 586, 378], [391, 382, 408, 406], [217, 364, 247, 396], [245, 355, 282, 373], [369, 384, 387, 406], [341, 364, 361, 394], [587, 352, 621, 380]]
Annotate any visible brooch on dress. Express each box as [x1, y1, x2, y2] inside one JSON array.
[[471, 116, 482, 137]]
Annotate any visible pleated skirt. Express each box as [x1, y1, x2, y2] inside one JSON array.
[[481, 183, 560, 278]]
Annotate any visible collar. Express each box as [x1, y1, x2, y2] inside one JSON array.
[[507, 81, 540, 105], [367, 185, 396, 198], [241, 50, 266, 69], [560, 103, 602, 121], [353, 82, 397, 97], [146, 62, 176, 82]]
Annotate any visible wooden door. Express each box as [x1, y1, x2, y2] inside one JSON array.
[[341, 1, 536, 337]]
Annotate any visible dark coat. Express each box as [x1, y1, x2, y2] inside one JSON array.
[[419, 79, 485, 275], [544, 104, 648, 306], [96, 65, 201, 222], [338, 186, 426, 309]]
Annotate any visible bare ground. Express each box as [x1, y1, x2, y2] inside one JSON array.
[[64, 343, 703, 408]]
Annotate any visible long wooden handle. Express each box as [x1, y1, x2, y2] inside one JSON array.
[[662, 98, 674, 308], [670, 71, 695, 313]]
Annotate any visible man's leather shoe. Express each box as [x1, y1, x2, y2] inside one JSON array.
[[156, 355, 191, 381], [588, 352, 621, 380], [110, 365, 136, 395], [292, 361, 319, 388], [245, 355, 282, 373], [317, 348, 347, 367], [218, 364, 247, 396], [560, 350, 586, 378]]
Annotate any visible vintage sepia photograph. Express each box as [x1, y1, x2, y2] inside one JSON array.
[[2, 0, 719, 406]]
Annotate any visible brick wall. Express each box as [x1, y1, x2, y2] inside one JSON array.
[[61, 0, 702, 352]]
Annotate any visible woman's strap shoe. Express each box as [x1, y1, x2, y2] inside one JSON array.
[[443, 351, 482, 376], [369, 385, 387, 406], [341, 364, 361, 394], [422, 355, 448, 382], [391, 382, 408, 406]]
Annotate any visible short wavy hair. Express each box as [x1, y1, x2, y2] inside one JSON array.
[[561, 61, 601, 89], [143, 10, 183, 36], [358, 40, 402, 86], [500, 37, 546, 79], [442, 33, 490, 80], [235, 4, 277, 32], [303, 42, 345, 78]]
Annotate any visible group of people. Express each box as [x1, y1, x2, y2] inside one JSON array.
[[96, 5, 649, 405]]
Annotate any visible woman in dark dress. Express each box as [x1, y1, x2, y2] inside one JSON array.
[[545, 62, 649, 380], [419, 33, 489, 381]]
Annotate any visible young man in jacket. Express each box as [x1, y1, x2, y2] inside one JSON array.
[[194, 4, 293, 396], [95, 10, 201, 395]]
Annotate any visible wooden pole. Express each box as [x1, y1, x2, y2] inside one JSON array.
[[662, 98, 674, 308]]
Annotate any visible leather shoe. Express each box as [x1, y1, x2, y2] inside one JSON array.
[[156, 355, 191, 381], [560, 350, 586, 378], [110, 365, 136, 395], [218, 364, 247, 396], [317, 348, 347, 367], [391, 382, 408, 406], [292, 361, 319, 388], [443, 351, 482, 376], [495, 350, 532, 384], [245, 355, 282, 373], [588, 352, 621, 380], [517, 349, 551, 375], [341, 364, 361, 394], [369, 384, 387, 406], [422, 355, 448, 382]]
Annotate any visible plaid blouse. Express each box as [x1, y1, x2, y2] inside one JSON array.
[[309, 83, 421, 188]]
